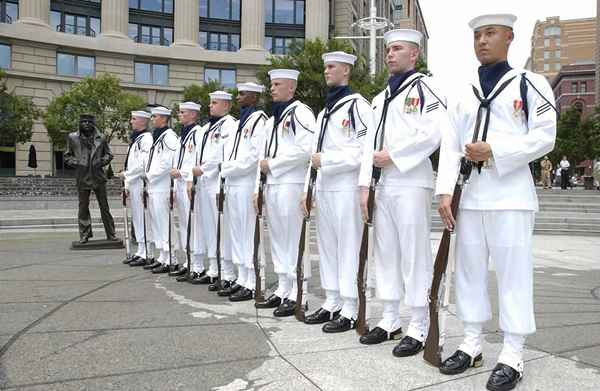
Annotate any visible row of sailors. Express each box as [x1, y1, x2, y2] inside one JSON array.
[[120, 13, 556, 391]]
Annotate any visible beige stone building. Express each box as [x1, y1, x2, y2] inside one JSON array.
[[530, 16, 596, 81], [0, 0, 427, 177]]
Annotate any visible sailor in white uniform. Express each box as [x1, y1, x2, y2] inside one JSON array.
[[253, 69, 316, 317], [302, 51, 375, 333], [221, 82, 268, 302], [144, 106, 180, 273], [170, 102, 202, 279], [188, 91, 238, 292], [358, 29, 449, 357], [120, 111, 153, 266], [436, 14, 556, 391]]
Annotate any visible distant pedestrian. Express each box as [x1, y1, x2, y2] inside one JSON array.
[[560, 156, 570, 190], [540, 156, 552, 189]]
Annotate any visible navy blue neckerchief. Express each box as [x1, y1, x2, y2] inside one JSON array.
[[478, 60, 512, 98], [388, 69, 417, 94], [325, 85, 352, 111]]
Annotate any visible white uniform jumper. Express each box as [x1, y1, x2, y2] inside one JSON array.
[[146, 128, 179, 264], [310, 93, 374, 320], [222, 109, 267, 291], [174, 124, 202, 267], [124, 131, 153, 259], [436, 68, 556, 371], [260, 100, 315, 301], [359, 72, 449, 342], [188, 115, 237, 278]]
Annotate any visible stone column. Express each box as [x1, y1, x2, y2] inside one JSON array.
[[101, 0, 129, 39], [17, 0, 50, 28], [305, 0, 329, 40], [173, 0, 200, 46], [241, 0, 265, 51]]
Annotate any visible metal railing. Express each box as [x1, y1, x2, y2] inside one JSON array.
[[56, 23, 96, 37], [0, 15, 12, 24], [133, 34, 170, 46], [203, 42, 238, 52]]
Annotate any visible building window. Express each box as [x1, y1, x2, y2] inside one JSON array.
[[554, 63, 561, 71], [57, 53, 95, 77], [204, 67, 236, 89], [199, 31, 239, 51], [199, 0, 240, 21], [543, 63, 550, 72], [129, 0, 173, 13], [555, 38, 561, 47], [0, 143, 16, 177], [543, 51, 550, 60], [543, 26, 560, 36], [0, 0, 18, 24], [0, 43, 10, 69], [544, 38, 550, 48], [555, 50, 560, 59], [571, 82, 578, 93], [266, 0, 305, 25], [129, 23, 173, 46], [50, 10, 100, 37], [264, 35, 303, 54], [580, 82, 587, 94], [135, 62, 169, 85]]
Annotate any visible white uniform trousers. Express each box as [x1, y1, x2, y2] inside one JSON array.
[[175, 188, 190, 266], [193, 183, 234, 280], [373, 186, 433, 342], [315, 190, 361, 319], [265, 183, 304, 299], [225, 184, 256, 290], [455, 209, 535, 372], [149, 191, 177, 263], [128, 182, 147, 259]]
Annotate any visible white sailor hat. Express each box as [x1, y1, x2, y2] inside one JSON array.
[[468, 14, 517, 31], [208, 90, 233, 101], [131, 110, 151, 119], [237, 82, 265, 93], [384, 29, 423, 47], [268, 69, 300, 81], [179, 101, 201, 111], [322, 51, 357, 66], [151, 106, 172, 117]]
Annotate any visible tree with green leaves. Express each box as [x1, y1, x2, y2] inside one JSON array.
[[180, 80, 239, 126], [255, 38, 430, 114], [44, 74, 146, 148], [0, 70, 41, 145], [549, 106, 600, 165]]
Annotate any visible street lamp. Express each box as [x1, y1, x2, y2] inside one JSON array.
[[333, 0, 393, 76]]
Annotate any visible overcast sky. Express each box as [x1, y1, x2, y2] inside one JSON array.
[[418, 0, 597, 91]]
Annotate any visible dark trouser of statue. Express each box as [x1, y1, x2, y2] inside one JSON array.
[[65, 114, 117, 244]]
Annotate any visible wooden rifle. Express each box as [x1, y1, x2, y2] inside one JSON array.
[[122, 179, 131, 261], [253, 172, 267, 302]]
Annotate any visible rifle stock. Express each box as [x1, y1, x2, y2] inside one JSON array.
[[168, 178, 174, 267], [423, 160, 468, 367], [122, 180, 131, 260], [253, 173, 266, 302], [215, 177, 225, 289], [295, 168, 317, 321], [186, 176, 197, 278], [142, 177, 149, 262]]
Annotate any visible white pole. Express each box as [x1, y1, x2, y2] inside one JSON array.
[[369, 1, 377, 77]]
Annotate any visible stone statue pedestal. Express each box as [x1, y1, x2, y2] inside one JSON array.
[[71, 238, 124, 250]]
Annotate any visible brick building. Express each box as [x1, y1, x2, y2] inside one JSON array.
[[551, 62, 596, 117]]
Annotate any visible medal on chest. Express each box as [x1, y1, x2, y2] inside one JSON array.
[[513, 99, 525, 121], [341, 118, 352, 137], [243, 127, 250, 139], [404, 97, 420, 114], [282, 120, 291, 136], [211, 130, 220, 143]]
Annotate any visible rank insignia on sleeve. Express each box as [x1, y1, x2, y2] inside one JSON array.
[[404, 97, 420, 113]]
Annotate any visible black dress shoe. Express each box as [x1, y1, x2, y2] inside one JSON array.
[[255, 294, 282, 309], [486, 363, 522, 391], [209, 279, 229, 292], [189, 271, 210, 284], [392, 335, 424, 357], [143, 261, 161, 270], [322, 316, 355, 333], [193, 274, 217, 285], [229, 287, 253, 302], [304, 308, 340, 325], [177, 271, 196, 282], [123, 256, 137, 264], [169, 266, 187, 277], [145, 258, 155, 266], [151, 264, 170, 274], [439, 350, 483, 375], [217, 281, 241, 297], [129, 258, 147, 267], [273, 299, 297, 317], [359, 327, 403, 345], [79, 237, 89, 244]]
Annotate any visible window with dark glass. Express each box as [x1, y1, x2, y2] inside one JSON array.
[[50, 1, 101, 37], [580, 82, 587, 94], [264, 36, 303, 54], [265, 0, 304, 24], [57, 53, 95, 77], [129, 23, 172, 45], [199, 0, 240, 21], [199, 31, 239, 51], [135, 62, 169, 85], [0, 0, 17, 24], [571, 82, 578, 94], [0, 43, 10, 69], [204, 67, 236, 89], [129, 0, 173, 13]]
